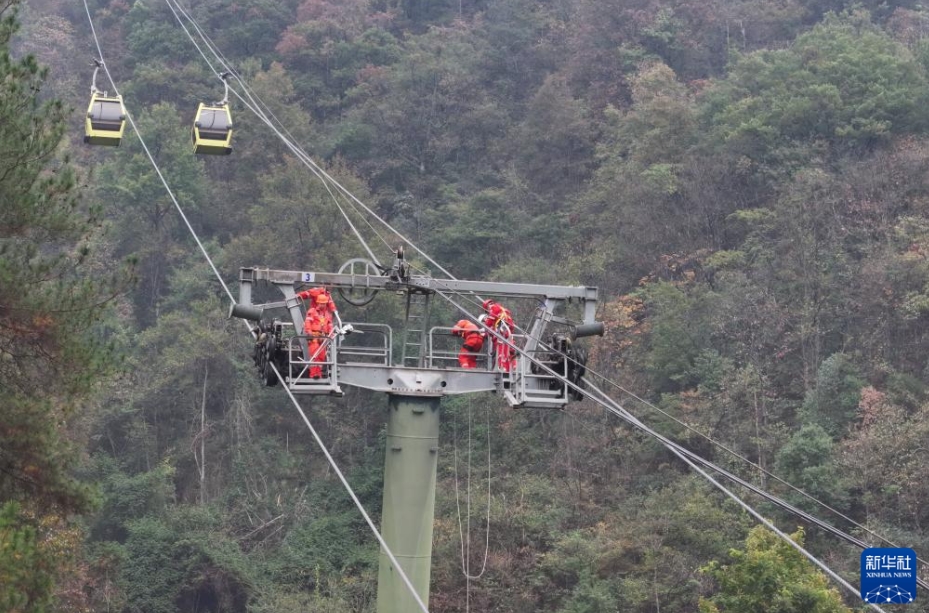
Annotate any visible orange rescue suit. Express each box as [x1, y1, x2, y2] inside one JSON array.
[[482, 300, 516, 372], [451, 319, 485, 369], [303, 307, 332, 378], [297, 287, 336, 379]]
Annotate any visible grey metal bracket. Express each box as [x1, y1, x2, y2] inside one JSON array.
[[238, 266, 599, 324], [234, 265, 601, 408]]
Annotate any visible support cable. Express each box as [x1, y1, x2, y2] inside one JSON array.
[[164, 0, 455, 278], [83, 0, 233, 304], [158, 0, 920, 593], [429, 287, 890, 610], [412, 268, 926, 566], [166, 0, 393, 268], [587, 382, 887, 612], [164, 0, 399, 261], [162, 0, 385, 269], [82, 5, 431, 610]]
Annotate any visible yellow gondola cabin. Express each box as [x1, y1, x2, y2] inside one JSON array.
[[192, 103, 233, 155], [84, 92, 126, 146]]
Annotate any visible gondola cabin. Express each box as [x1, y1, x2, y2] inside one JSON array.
[[84, 93, 126, 146], [192, 103, 233, 155]]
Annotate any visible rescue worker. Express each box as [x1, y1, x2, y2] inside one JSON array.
[[481, 299, 517, 372], [297, 287, 341, 329], [296, 286, 325, 302], [296, 287, 336, 323], [451, 319, 485, 369], [297, 288, 336, 378]]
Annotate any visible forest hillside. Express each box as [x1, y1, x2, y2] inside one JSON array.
[[3, 0, 929, 611]]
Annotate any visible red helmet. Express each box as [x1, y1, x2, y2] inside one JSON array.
[[452, 319, 473, 335], [315, 293, 329, 305], [482, 299, 495, 310]]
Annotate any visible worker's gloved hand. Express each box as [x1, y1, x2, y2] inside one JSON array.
[[338, 324, 354, 336]]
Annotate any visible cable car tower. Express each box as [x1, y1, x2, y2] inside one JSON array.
[[232, 249, 602, 612]]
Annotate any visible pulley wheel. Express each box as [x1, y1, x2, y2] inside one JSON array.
[[337, 258, 381, 306]]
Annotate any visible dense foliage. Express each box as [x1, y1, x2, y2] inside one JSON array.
[[4, 0, 929, 610]]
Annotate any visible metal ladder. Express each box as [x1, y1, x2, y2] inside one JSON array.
[[401, 291, 431, 367]]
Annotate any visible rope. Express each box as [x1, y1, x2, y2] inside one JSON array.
[[452, 396, 491, 607]]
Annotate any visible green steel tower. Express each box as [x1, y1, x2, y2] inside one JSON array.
[[234, 260, 601, 611]]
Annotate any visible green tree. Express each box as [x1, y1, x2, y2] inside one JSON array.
[[510, 74, 596, 213], [703, 11, 929, 159], [425, 189, 513, 278], [721, 170, 856, 394], [121, 510, 251, 613], [95, 102, 207, 328], [0, 2, 80, 509], [775, 424, 849, 510], [338, 23, 501, 205], [799, 353, 865, 437], [699, 525, 852, 613], [276, 0, 402, 119], [0, 503, 53, 613], [87, 455, 175, 542], [643, 282, 714, 392], [571, 62, 704, 288], [0, 1, 125, 609], [223, 156, 367, 271], [123, 0, 192, 67], [195, 0, 295, 60]]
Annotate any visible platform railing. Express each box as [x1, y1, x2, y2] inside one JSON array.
[[338, 323, 392, 366], [284, 334, 341, 393], [505, 346, 569, 407]]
